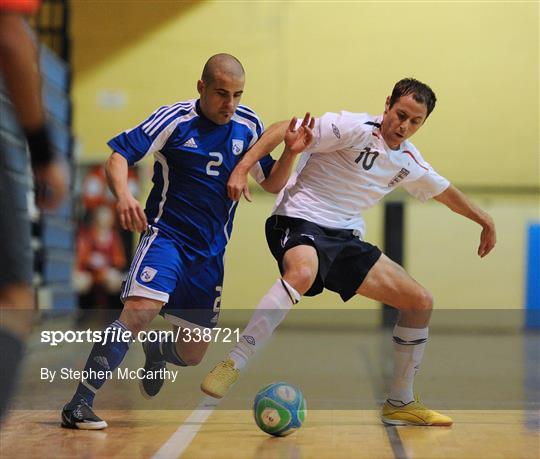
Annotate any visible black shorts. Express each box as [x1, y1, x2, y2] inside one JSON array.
[[265, 215, 382, 302]]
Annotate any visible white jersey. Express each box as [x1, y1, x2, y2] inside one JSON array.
[[273, 111, 450, 238]]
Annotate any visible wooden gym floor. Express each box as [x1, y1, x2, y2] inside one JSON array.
[[1, 321, 538, 459]]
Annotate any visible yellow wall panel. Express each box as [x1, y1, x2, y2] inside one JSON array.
[[406, 194, 540, 309], [69, 1, 539, 316], [72, 1, 538, 187]]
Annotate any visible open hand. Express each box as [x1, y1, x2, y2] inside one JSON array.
[[284, 112, 315, 155]]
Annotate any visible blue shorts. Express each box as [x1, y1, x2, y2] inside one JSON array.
[[121, 226, 224, 329]]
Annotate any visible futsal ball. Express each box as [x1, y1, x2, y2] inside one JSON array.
[[253, 382, 306, 436]]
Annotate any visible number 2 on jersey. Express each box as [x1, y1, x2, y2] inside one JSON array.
[[206, 152, 223, 176]]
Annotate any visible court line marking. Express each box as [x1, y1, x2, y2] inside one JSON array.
[[361, 345, 410, 459], [151, 395, 221, 459], [385, 425, 409, 459]]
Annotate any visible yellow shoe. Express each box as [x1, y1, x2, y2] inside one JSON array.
[[200, 359, 240, 399], [381, 397, 453, 426]]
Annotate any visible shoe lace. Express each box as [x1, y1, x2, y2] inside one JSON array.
[[72, 399, 90, 419], [77, 398, 90, 409]]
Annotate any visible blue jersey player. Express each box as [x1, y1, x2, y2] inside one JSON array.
[[61, 54, 313, 429]]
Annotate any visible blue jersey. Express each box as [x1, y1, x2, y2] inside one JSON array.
[[108, 99, 275, 258]]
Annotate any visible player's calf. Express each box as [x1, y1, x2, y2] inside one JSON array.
[[139, 338, 168, 399], [202, 279, 301, 399]]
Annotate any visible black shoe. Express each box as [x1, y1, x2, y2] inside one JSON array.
[[61, 400, 108, 430], [139, 339, 167, 399]]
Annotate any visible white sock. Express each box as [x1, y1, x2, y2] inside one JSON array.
[[229, 279, 300, 370], [388, 325, 428, 404]]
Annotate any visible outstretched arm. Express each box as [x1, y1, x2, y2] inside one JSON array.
[[433, 184, 496, 257], [228, 113, 314, 201], [259, 114, 315, 194]]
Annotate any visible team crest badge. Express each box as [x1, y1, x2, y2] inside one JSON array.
[[388, 167, 410, 187], [140, 266, 157, 283], [232, 139, 244, 155]]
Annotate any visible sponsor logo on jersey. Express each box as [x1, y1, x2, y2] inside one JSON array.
[[183, 137, 198, 148], [388, 168, 410, 187], [140, 266, 158, 283], [332, 123, 341, 139], [232, 139, 244, 155]]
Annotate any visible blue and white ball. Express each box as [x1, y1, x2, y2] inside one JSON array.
[[253, 382, 307, 436]]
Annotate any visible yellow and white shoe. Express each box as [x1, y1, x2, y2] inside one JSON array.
[[200, 359, 240, 399], [381, 397, 453, 426]]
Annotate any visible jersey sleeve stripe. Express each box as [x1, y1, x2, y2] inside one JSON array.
[[238, 104, 255, 114], [402, 150, 429, 171], [144, 111, 198, 157], [143, 103, 183, 132], [147, 105, 194, 137], [236, 106, 263, 132], [143, 101, 193, 134], [142, 106, 171, 131]]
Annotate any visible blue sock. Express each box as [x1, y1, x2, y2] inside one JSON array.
[[68, 320, 132, 408], [147, 339, 187, 367]]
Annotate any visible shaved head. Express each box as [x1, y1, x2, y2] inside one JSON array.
[[201, 53, 245, 85]]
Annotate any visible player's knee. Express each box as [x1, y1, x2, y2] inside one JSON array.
[[123, 316, 149, 335], [119, 311, 152, 335], [177, 348, 204, 366], [183, 355, 204, 366], [416, 289, 433, 311], [285, 265, 316, 294], [121, 297, 162, 334]]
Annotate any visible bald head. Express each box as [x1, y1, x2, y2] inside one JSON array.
[[197, 54, 246, 125], [201, 53, 245, 85]]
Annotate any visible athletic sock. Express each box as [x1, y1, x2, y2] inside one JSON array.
[[146, 338, 187, 366], [387, 325, 428, 404], [0, 328, 25, 421], [68, 320, 132, 408], [229, 279, 300, 370]]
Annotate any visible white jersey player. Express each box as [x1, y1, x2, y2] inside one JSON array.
[[274, 111, 450, 237], [202, 78, 497, 427]]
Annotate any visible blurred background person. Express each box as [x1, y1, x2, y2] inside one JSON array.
[[0, 0, 68, 422], [75, 204, 126, 325]]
